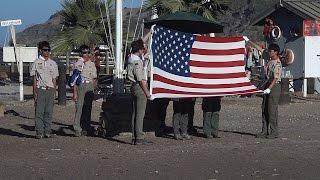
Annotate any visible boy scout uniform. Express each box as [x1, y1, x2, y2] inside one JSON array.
[[30, 56, 59, 136], [73, 58, 97, 134], [152, 98, 170, 137], [172, 98, 193, 138], [261, 60, 282, 137], [127, 54, 147, 141], [202, 97, 221, 138]]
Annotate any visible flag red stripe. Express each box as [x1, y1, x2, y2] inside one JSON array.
[[189, 60, 245, 67], [153, 74, 252, 89], [191, 48, 245, 55], [152, 88, 258, 95], [190, 72, 246, 79], [195, 36, 244, 43]]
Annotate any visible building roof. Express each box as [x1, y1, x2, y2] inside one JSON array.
[[252, 0, 320, 25]]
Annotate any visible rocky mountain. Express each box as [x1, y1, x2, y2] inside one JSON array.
[[16, 13, 63, 47]]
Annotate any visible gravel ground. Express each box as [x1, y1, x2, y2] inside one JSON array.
[[1, 92, 320, 180]]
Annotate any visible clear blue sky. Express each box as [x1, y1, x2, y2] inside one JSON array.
[[0, 0, 142, 47]]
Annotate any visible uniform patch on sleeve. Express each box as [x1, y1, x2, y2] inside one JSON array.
[[38, 63, 43, 70]]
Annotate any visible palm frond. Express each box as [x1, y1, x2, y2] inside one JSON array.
[[52, 0, 114, 54]]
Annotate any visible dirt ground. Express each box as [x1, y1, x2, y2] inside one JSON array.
[[1, 91, 320, 180]]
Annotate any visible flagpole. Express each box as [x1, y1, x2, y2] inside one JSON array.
[[113, 0, 124, 94], [149, 26, 154, 99], [149, 6, 158, 100]]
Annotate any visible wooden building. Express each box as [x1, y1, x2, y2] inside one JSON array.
[[251, 0, 320, 92]]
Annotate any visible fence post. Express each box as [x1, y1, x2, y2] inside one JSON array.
[[58, 63, 66, 105]]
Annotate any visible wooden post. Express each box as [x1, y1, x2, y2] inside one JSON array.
[[279, 78, 291, 105], [0, 102, 4, 117], [10, 63, 15, 74], [58, 63, 66, 106], [66, 52, 70, 75], [106, 53, 110, 75], [307, 78, 315, 94]]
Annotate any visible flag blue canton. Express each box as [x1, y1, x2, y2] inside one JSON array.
[[152, 26, 195, 77]]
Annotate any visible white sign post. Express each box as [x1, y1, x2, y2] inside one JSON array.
[[1, 19, 24, 101]]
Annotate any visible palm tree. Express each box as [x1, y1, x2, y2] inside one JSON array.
[[51, 0, 114, 54], [143, 0, 231, 21]]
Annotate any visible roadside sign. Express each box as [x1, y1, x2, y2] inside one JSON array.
[[2, 47, 38, 63], [1, 19, 22, 27], [305, 36, 320, 77]]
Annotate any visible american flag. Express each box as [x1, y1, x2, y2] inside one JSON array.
[[150, 26, 261, 99]]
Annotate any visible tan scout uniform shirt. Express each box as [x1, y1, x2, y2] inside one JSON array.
[[143, 57, 151, 80], [266, 60, 282, 83], [127, 54, 146, 83], [74, 58, 97, 82], [30, 56, 59, 88]]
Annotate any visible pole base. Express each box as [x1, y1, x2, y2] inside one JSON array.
[[113, 78, 125, 94], [279, 78, 291, 105]]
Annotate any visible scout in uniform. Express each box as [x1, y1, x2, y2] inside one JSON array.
[[127, 39, 151, 145], [202, 97, 222, 138], [188, 98, 197, 134], [172, 98, 193, 140], [257, 43, 282, 139], [73, 44, 97, 137], [152, 98, 170, 137], [30, 41, 59, 139], [93, 47, 101, 78]]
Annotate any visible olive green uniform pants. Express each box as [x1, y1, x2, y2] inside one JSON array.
[[35, 88, 55, 135], [73, 83, 94, 133], [203, 112, 220, 137], [261, 83, 281, 136], [173, 100, 193, 135], [131, 84, 147, 140]]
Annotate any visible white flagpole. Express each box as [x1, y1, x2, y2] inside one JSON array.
[[149, 26, 155, 100], [149, 6, 158, 100], [115, 0, 123, 79], [113, 0, 124, 94]]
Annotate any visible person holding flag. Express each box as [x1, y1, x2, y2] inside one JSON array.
[[256, 43, 282, 139], [127, 39, 151, 145]]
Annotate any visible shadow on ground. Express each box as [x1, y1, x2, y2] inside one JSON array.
[[18, 124, 34, 131], [220, 130, 256, 137], [5, 110, 33, 120], [0, 128, 34, 138]]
